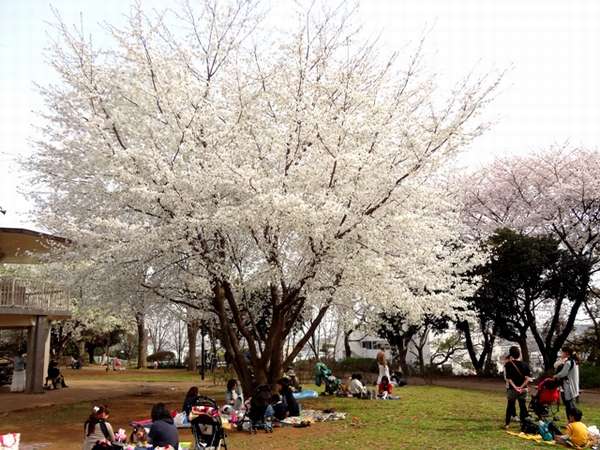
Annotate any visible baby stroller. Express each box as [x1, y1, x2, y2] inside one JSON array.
[[189, 396, 228, 450], [529, 377, 561, 420], [314, 362, 341, 395], [237, 384, 273, 433]]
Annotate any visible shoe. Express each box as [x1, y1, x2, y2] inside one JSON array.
[[502, 425, 509, 430]]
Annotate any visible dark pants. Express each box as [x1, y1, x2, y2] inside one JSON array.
[[561, 393, 577, 419], [506, 389, 528, 426]]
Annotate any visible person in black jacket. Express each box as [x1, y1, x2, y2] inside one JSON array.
[[276, 377, 300, 418], [503, 346, 532, 429], [149, 403, 179, 450], [182, 386, 199, 417]]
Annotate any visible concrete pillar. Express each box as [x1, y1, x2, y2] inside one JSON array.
[[25, 315, 49, 394], [43, 324, 51, 378]]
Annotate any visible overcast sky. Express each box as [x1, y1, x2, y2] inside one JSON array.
[[1, 0, 599, 231]]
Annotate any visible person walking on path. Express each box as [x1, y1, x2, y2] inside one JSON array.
[[503, 346, 532, 429], [376, 345, 390, 385], [554, 346, 580, 419]]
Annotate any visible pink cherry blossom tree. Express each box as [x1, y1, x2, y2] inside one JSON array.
[[463, 146, 600, 369]]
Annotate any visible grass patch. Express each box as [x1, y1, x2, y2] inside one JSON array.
[[228, 386, 600, 450]]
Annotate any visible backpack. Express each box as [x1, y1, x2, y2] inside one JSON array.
[[521, 417, 539, 434]]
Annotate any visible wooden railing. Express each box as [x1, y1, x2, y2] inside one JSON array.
[[0, 277, 71, 313]]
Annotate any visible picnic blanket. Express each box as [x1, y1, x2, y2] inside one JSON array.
[[281, 409, 347, 425], [506, 431, 557, 446], [506, 431, 593, 449], [293, 390, 319, 400]]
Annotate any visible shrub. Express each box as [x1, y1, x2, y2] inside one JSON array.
[[580, 363, 600, 389], [330, 357, 378, 374], [147, 351, 176, 362]]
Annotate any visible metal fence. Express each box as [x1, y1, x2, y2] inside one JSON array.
[[0, 277, 71, 312]]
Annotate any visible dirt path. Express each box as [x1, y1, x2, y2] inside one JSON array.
[[0, 379, 328, 450]]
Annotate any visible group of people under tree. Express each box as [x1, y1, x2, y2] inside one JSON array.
[[83, 403, 178, 450], [504, 345, 589, 447]]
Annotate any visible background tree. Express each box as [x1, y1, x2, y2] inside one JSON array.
[[463, 146, 600, 370], [377, 309, 421, 374]]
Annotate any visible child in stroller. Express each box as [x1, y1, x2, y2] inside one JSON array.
[[314, 362, 341, 395], [189, 396, 228, 450], [529, 377, 561, 420], [237, 384, 274, 433]]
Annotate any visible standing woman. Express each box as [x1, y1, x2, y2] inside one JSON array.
[[376, 345, 390, 385], [503, 346, 531, 429], [553, 347, 580, 419]]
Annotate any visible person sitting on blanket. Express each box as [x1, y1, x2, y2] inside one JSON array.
[[129, 425, 150, 448], [350, 373, 371, 399], [182, 386, 199, 417], [276, 377, 300, 417], [377, 376, 393, 399], [82, 405, 115, 450], [148, 403, 179, 450], [225, 379, 244, 412], [271, 393, 287, 421], [555, 408, 589, 448]]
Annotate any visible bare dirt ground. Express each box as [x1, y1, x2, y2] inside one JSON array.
[[0, 367, 331, 450]]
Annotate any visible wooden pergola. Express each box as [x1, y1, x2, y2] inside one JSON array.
[[0, 228, 71, 393]]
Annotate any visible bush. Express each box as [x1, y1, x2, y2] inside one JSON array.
[[331, 357, 378, 374], [580, 363, 600, 389], [147, 351, 176, 362]]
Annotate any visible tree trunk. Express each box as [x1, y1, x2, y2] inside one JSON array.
[[200, 326, 206, 380], [78, 341, 86, 365], [458, 320, 494, 376], [483, 334, 496, 376], [517, 334, 530, 364], [396, 343, 410, 375], [86, 343, 96, 364], [344, 329, 352, 359], [187, 320, 199, 371], [135, 312, 147, 369]]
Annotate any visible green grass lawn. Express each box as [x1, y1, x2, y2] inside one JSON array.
[[228, 385, 600, 450]]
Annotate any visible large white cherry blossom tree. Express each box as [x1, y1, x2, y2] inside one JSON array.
[[26, 0, 498, 391]]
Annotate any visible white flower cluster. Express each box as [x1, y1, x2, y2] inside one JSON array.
[[26, 1, 496, 343]]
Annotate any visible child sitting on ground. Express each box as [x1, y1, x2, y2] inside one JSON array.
[[129, 425, 150, 449], [377, 376, 393, 399], [225, 379, 244, 412], [349, 373, 372, 399], [555, 408, 589, 448]]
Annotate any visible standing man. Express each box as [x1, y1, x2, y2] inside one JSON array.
[[376, 344, 390, 385]]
